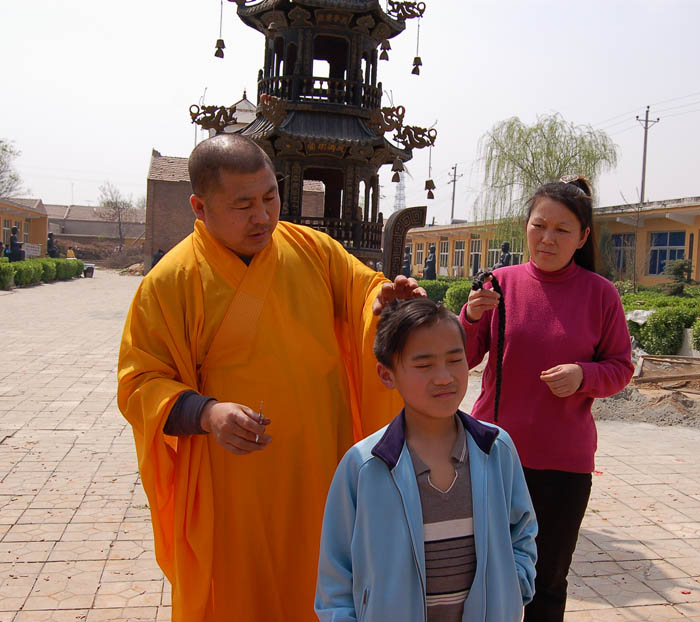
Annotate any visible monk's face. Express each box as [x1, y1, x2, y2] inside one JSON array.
[[190, 165, 280, 258]]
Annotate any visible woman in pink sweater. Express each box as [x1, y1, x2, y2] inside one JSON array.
[[460, 177, 634, 622]]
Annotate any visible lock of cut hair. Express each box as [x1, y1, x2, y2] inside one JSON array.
[[471, 271, 505, 422]]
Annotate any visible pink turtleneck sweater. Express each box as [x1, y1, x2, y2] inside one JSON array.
[[460, 260, 634, 473]]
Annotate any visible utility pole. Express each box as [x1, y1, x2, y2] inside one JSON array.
[[631, 106, 660, 291], [448, 164, 463, 223], [636, 105, 660, 204]]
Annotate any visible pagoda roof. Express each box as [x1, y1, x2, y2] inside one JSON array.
[[235, 0, 405, 38], [237, 110, 410, 163], [240, 110, 376, 143]]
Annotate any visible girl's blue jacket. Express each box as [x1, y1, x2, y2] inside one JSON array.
[[315, 410, 537, 622]]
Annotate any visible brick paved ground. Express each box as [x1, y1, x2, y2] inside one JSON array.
[[0, 269, 699, 620]]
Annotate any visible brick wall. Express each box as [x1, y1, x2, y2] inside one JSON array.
[[145, 179, 194, 270]]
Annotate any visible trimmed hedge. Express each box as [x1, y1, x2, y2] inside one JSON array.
[[444, 282, 472, 314], [0, 257, 86, 290], [0, 262, 13, 289], [638, 307, 686, 355], [692, 318, 700, 352], [417, 279, 451, 302]]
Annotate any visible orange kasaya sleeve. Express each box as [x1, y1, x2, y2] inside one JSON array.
[[117, 234, 217, 621]]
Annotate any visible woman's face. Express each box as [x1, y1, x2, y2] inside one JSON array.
[[526, 197, 590, 272]]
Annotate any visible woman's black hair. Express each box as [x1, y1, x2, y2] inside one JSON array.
[[471, 271, 505, 422], [525, 176, 595, 272], [374, 298, 465, 369]]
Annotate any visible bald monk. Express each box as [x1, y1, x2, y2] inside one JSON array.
[[117, 134, 423, 621]]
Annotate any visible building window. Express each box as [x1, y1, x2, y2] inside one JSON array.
[[612, 233, 636, 277], [648, 231, 684, 275], [439, 240, 449, 268], [415, 242, 424, 265], [469, 237, 482, 276], [510, 237, 524, 265], [24, 221, 30, 244], [2, 219, 10, 245], [487, 239, 500, 268], [453, 240, 465, 267]]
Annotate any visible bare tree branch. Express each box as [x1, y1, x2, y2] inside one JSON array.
[[0, 139, 28, 197]]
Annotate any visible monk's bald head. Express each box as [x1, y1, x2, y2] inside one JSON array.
[[188, 134, 275, 197]]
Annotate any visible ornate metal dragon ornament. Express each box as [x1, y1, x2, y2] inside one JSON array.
[[368, 105, 436, 150], [387, 1, 426, 20], [368, 105, 406, 135], [189, 104, 238, 133], [394, 124, 436, 150], [259, 93, 288, 126]]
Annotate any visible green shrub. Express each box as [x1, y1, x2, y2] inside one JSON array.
[[54, 259, 74, 280], [627, 319, 643, 344], [0, 256, 8, 263], [12, 260, 42, 287], [417, 279, 451, 302], [692, 318, 700, 352], [639, 307, 685, 355], [73, 259, 84, 277], [0, 262, 13, 289], [444, 282, 472, 314], [36, 258, 57, 282], [614, 280, 634, 296]]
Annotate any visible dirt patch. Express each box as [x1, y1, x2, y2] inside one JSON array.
[[594, 385, 700, 428]]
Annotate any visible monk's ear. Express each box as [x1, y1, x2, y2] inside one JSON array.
[[190, 194, 206, 222], [376, 362, 396, 390]]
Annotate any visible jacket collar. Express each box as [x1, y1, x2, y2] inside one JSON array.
[[371, 409, 500, 470]]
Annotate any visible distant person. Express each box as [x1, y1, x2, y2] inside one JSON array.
[[0, 241, 4, 258], [316, 298, 537, 621], [151, 248, 165, 268], [461, 176, 634, 621], [66, 246, 76, 259], [47, 232, 60, 258], [9, 226, 23, 262]]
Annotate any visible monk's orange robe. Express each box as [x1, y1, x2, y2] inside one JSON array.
[[118, 220, 400, 621]]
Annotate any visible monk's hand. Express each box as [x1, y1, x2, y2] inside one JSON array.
[[540, 364, 583, 398], [200, 401, 272, 455], [372, 275, 427, 315], [465, 284, 500, 322]]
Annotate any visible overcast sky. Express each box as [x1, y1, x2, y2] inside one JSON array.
[[2, 0, 699, 224]]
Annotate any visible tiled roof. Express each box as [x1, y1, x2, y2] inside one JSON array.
[[44, 204, 71, 219], [148, 149, 190, 182], [45, 204, 145, 224], [0, 197, 47, 215]]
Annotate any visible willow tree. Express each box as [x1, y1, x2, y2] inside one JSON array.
[[475, 113, 618, 240]]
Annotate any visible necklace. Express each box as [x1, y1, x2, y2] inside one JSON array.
[[427, 469, 458, 494]]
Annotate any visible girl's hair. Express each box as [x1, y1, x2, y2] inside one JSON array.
[[374, 298, 465, 369], [525, 176, 595, 272]]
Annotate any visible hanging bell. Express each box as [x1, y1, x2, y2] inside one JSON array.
[[214, 38, 225, 59], [392, 157, 404, 173], [411, 55, 422, 75], [380, 39, 391, 61], [427, 189, 435, 200], [424, 179, 435, 191], [392, 172, 400, 182]]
